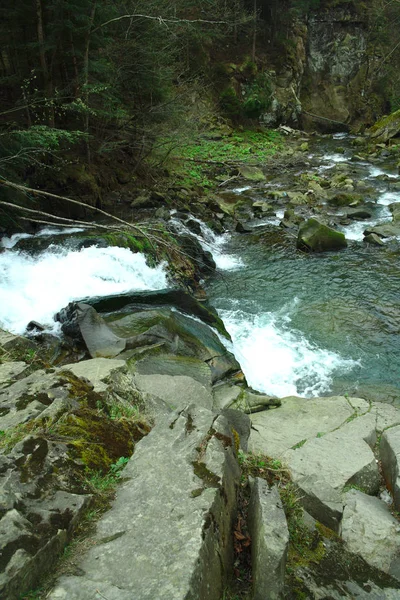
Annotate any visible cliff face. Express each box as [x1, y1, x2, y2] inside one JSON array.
[[258, 5, 391, 131]]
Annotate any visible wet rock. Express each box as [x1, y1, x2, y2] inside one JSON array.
[[55, 302, 126, 358], [248, 480, 289, 600], [364, 222, 400, 238], [342, 489, 400, 579], [328, 192, 363, 206], [297, 218, 347, 252], [85, 289, 229, 338], [252, 200, 274, 216], [364, 233, 385, 246], [380, 425, 400, 512], [346, 208, 373, 220], [238, 166, 266, 182], [230, 388, 281, 413], [48, 405, 240, 600], [389, 203, 400, 222], [235, 221, 252, 233]]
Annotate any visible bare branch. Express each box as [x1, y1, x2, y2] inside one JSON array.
[[92, 14, 229, 34]]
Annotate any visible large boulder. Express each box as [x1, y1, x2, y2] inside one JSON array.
[[297, 218, 347, 252], [368, 109, 400, 141], [84, 289, 229, 338]]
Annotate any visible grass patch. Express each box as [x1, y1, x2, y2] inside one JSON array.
[[153, 129, 283, 189]]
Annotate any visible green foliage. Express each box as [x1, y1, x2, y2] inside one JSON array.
[[85, 456, 129, 493], [165, 129, 282, 189]]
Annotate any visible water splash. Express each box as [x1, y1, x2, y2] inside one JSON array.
[[219, 307, 358, 398], [0, 245, 168, 334]]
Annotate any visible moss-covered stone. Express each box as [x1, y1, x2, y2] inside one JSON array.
[[297, 218, 347, 252]]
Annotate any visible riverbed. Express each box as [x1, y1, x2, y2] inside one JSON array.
[[1, 134, 400, 402]]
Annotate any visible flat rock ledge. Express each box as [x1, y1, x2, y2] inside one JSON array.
[[48, 405, 240, 600], [249, 394, 400, 581]]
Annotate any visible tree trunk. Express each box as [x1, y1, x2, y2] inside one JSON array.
[[252, 0, 257, 63], [83, 1, 97, 164], [35, 0, 54, 127]]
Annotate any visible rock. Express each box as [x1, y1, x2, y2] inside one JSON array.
[[346, 208, 373, 220], [286, 421, 380, 531], [364, 233, 385, 246], [177, 234, 216, 275], [287, 191, 308, 206], [0, 362, 30, 390], [238, 166, 266, 182], [380, 426, 400, 512], [307, 179, 328, 199], [230, 388, 281, 413], [342, 490, 400, 579], [55, 302, 126, 358], [328, 192, 363, 206], [84, 289, 229, 339], [220, 409, 251, 451], [60, 357, 127, 393], [389, 203, 400, 222], [282, 209, 304, 227], [0, 369, 77, 429], [106, 308, 240, 383], [297, 218, 347, 252], [212, 383, 242, 410], [0, 328, 36, 355], [248, 479, 289, 600], [235, 221, 252, 233], [249, 395, 369, 457], [364, 223, 400, 238], [368, 110, 400, 142], [48, 405, 240, 600], [252, 200, 274, 215]]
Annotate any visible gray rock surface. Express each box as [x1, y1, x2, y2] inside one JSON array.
[[342, 490, 400, 579], [48, 405, 240, 600], [60, 357, 126, 393], [249, 395, 368, 457], [380, 425, 400, 512], [286, 424, 380, 531], [248, 479, 289, 600]]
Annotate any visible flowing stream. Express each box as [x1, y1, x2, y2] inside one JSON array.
[[1, 134, 400, 401]]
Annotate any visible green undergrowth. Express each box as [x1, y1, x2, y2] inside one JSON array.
[[154, 129, 283, 189]]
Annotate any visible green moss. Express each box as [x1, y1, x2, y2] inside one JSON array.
[[56, 409, 136, 471]]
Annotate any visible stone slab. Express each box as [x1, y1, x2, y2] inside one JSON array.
[[380, 425, 400, 512], [342, 490, 400, 579], [60, 358, 126, 392], [286, 424, 380, 532], [48, 405, 240, 600], [249, 395, 369, 457], [248, 479, 289, 600]]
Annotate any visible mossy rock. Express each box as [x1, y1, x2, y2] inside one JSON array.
[[56, 408, 148, 471], [297, 219, 347, 253], [368, 109, 400, 141], [328, 192, 363, 207]]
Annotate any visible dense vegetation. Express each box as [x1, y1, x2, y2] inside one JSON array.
[[1, 0, 400, 221]]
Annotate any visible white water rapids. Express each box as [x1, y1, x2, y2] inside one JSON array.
[[0, 240, 167, 334], [0, 221, 356, 398]]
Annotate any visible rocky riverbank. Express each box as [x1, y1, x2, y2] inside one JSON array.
[[2, 126, 400, 599]]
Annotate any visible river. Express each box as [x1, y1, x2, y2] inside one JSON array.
[[1, 134, 400, 402]]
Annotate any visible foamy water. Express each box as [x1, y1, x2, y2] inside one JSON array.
[[219, 306, 357, 397], [0, 243, 167, 333], [170, 216, 244, 271]]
